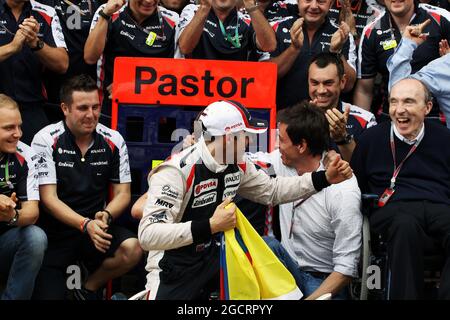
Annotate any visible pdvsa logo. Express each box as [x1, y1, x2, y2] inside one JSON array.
[[224, 122, 243, 132], [194, 178, 218, 196]]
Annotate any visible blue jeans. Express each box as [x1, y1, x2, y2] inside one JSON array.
[[0, 225, 47, 300], [263, 236, 349, 300]]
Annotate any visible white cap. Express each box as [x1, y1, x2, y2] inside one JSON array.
[[198, 100, 268, 136]]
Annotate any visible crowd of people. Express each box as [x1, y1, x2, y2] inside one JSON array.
[[0, 0, 450, 300]]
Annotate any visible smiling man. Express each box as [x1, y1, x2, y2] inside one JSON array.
[[0, 0, 69, 144], [84, 0, 180, 126], [351, 78, 450, 300], [308, 52, 376, 161], [354, 0, 450, 123], [264, 0, 357, 109], [253, 102, 362, 300], [138, 99, 353, 300], [177, 0, 276, 60], [31, 75, 142, 300], [0, 94, 47, 300]]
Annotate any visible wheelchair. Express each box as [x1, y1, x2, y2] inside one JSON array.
[[353, 194, 445, 300]]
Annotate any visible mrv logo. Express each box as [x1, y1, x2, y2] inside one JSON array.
[[155, 199, 174, 208]]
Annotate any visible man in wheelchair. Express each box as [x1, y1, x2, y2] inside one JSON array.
[[351, 78, 450, 299]]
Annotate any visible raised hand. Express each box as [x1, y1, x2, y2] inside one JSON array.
[[323, 150, 339, 168], [403, 19, 431, 46], [325, 154, 353, 184], [290, 17, 304, 51], [325, 106, 350, 142], [439, 39, 450, 56], [103, 0, 127, 16], [330, 21, 350, 53], [10, 29, 26, 52], [200, 0, 212, 9], [19, 16, 40, 47], [338, 0, 357, 37]]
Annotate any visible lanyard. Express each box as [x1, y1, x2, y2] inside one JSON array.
[[387, 12, 417, 42], [388, 125, 422, 189], [0, 159, 13, 190], [387, 15, 397, 42], [219, 19, 241, 48], [289, 196, 310, 239], [123, 7, 166, 41], [0, 22, 15, 36]]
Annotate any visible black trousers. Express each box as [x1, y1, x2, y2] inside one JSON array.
[[155, 243, 220, 300], [370, 201, 450, 299]]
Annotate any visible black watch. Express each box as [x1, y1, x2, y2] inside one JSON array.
[[7, 208, 20, 226], [335, 134, 354, 145], [31, 39, 44, 51]]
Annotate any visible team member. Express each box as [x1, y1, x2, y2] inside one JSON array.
[[308, 52, 376, 161], [0, 0, 68, 144], [0, 94, 47, 300], [41, 0, 103, 109], [84, 0, 180, 126], [388, 19, 450, 129], [257, 0, 299, 22], [354, 0, 450, 121], [31, 75, 142, 300], [256, 102, 362, 300], [265, 0, 357, 109], [328, 0, 384, 44], [160, 0, 188, 14], [138, 99, 353, 300], [177, 0, 276, 60]]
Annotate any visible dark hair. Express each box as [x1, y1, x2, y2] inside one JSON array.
[[309, 52, 344, 79], [60, 74, 98, 105], [277, 101, 330, 156]]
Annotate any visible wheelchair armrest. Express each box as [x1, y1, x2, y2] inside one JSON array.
[[361, 193, 379, 216], [362, 193, 379, 201]]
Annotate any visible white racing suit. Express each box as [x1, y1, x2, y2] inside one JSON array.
[[138, 136, 330, 299]]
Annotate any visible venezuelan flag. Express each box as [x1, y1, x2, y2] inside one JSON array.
[[220, 205, 302, 300]]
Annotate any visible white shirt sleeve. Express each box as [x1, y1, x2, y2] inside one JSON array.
[[31, 131, 57, 186]]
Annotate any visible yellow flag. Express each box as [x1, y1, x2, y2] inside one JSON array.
[[223, 205, 302, 300]]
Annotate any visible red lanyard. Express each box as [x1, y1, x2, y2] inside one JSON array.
[[389, 125, 422, 189]]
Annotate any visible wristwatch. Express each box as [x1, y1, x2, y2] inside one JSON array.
[[335, 133, 354, 145], [31, 39, 44, 52], [7, 208, 20, 226]]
